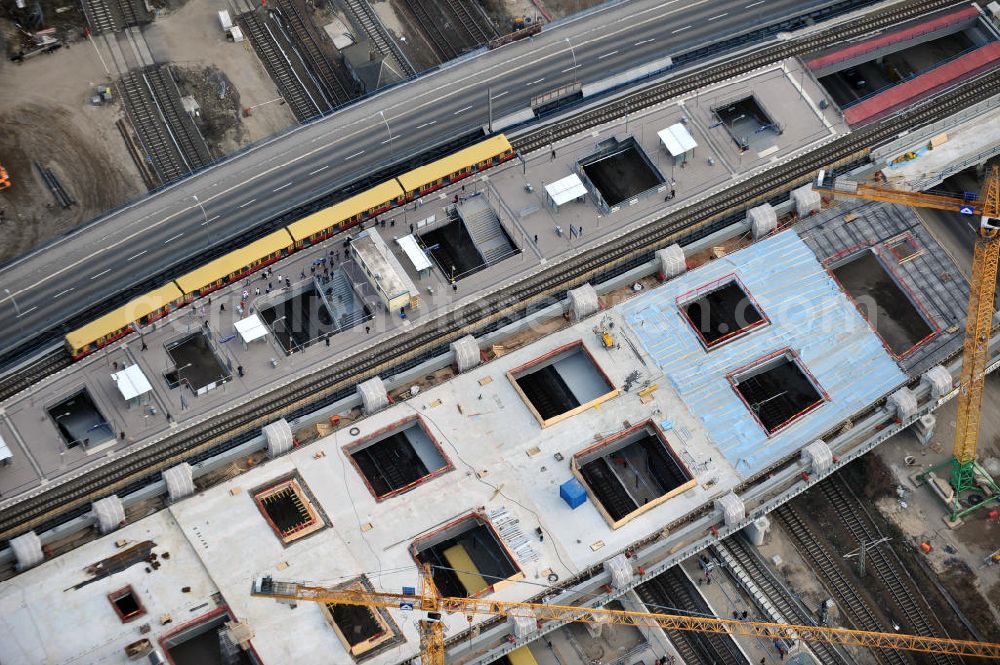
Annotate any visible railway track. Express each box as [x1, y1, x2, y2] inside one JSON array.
[[0, 349, 71, 405], [820, 476, 957, 665], [636, 567, 749, 665], [776, 505, 912, 665], [405, 0, 460, 62], [239, 9, 323, 122], [144, 66, 211, 170], [274, 0, 354, 107], [342, 0, 416, 77], [715, 537, 852, 665], [0, 0, 992, 544], [118, 69, 190, 182], [439, 0, 497, 48], [81, 0, 148, 34]]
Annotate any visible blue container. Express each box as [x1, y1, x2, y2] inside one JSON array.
[[560, 477, 587, 509]]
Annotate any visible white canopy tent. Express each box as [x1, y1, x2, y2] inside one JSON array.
[[396, 234, 433, 277], [235, 313, 270, 347], [111, 364, 153, 408], [658, 123, 697, 163], [544, 173, 588, 211]]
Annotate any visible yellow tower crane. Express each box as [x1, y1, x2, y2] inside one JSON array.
[[813, 164, 1000, 522], [251, 566, 1000, 662]]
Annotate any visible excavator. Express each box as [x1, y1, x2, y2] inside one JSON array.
[[0, 162, 10, 191], [813, 164, 1000, 522], [251, 565, 1000, 663]]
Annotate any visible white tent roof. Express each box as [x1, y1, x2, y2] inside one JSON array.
[[396, 234, 433, 272], [0, 432, 11, 463], [111, 364, 153, 401], [235, 313, 270, 344], [658, 123, 698, 156], [544, 174, 588, 207]]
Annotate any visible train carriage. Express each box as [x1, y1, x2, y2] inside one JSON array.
[[286, 180, 404, 248], [396, 135, 514, 201], [175, 229, 295, 299], [65, 283, 185, 359]]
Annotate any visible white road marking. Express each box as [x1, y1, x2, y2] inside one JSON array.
[[53, 288, 74, 299], [15, 306, 37, 318], [562, 65, 582, 73], [238, 199, 256, 208], [201, 215, 221, 226], [9, 0, 714, 299], [91, 269, 112, 280], [163, 233, 183, 244], [272, 182, 293, 192], [309, 165, 330, 175], [415, 121, 437, 129], [381, 138, 393, 144], [492, 90, 509, 99], [598, 50, 619, 59], [634, 38, 655, 46], [527, 77, 545, 86], [672, 24, 692, 33], [344, 151, 365, 161], [745, 1, 765, 7], [453, 105, 473, 115], [708, 12, 728, 20], [127, 250, 148, 261]]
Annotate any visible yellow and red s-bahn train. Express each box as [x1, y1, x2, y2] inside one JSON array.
[[65, 135, 515, 360]]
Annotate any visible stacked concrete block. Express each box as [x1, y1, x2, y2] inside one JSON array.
[[743, 516, 770, 547], [921, 365, 953, 399], [791, 184, 822, 217], [656, 244, 686, 280], [801, 439, 833, 476], [93, 495, 125, 534], [10, 531, 43, 570], [263, 419, 294, 458], [748, 203, 777, 240], [604, 553, 633, 590], [163, 462, 195, 501], [913, 414, 936, 446], [887, 387, 918, 422], [358, 376, 389, 414], [568, 283, 600, 321], [715, 492, 745, 527], [509, 614, 537, 640], [450, 335, 481, 373]]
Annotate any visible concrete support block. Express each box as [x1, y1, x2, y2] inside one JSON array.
[[93, 495, 125, 534], [715, 492, 745, 527], [656, 243, 686, 280], [357, 376, 389, 415], [10, 531, 43, 570], [163, 463, 195, 501], [791, 184, 822, 217], [585, 621, 604, 639], [743, 516, 770, 547], [450, 335, 481, 373], [914, 414, 936, 446], [603, 553, 633, 590], [888, 387, 918, 422], [921, 365, 953, 399], [801, 439, 833, 476], [567, 283, 599, 321], [748, 204, 777, 240], [263, 419, 294, 458], [509, 614, 536, 640]]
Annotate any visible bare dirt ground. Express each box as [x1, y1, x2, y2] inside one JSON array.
[[373, 0, 440, 71], [172, 65, 245, 158], [0, 27, 145, 263]]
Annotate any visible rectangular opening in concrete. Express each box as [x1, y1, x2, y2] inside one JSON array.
[[161, 609, 256, 665], [729, 350, 825, 435], [347, 417, 452, 500], [258, 276, 369, 354], [573, 421, 695, 528], [712, 96, 780, 152], [420, 217, 485, 279], [47, 389, 114, 449], [108, 586, 145, 622], [886, 233, 922, 263], [321, 576, 403, 660], [412, 513, 522, 598], [579, 137, 665, 207], [508, 341, 618, 427], [164, 332, 230, 393], [253, 477, 326, 544], [679, 276, 767, 349], [830, 249, 935, 357]]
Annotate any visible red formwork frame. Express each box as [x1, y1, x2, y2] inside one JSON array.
[[507, 339, 616, 390], [823, 243, 941, 361], [409, 511, 523, 598], [573, 419, 693, 479], [726, 347, 829, 436], [107, 585, 146, 622], [675, 273, 770, 350], [252, 477, 324, 544], [343, 415, 454, 501], [158, 605, 263, 665]]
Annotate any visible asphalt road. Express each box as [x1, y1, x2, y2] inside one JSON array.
[[0, 0, 880, 358]]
